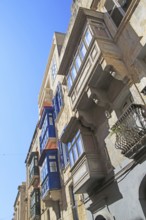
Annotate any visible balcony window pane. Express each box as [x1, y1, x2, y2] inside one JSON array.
[[71, 66, 77, 80], [84, 28, 92, 47], [75, 55, 81, 71], [73, 144, 78, 162], [68, 142, 71, 150], [76, 136, 84, 156], [69, 151, 74, 167], [49, 161, 57, 172], [79, 42, 87, 60], [67, 75, 73, 90], [111, 6, 123, 27], [118, 0, 132, 12]]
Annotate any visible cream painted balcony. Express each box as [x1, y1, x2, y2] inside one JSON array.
[[111, 104, 146, 158], [58, 8, 128, 111], [61, 118, 105, 194]]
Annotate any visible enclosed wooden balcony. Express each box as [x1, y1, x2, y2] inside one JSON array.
[[30, 189, 41, 220], [39, 107, 57, 155], [58, 8, 128, 111], [111, 104, 146, 158], [61, 121, 105, 194], [39, 149, 61, 202], [28, 152, 39, 187]]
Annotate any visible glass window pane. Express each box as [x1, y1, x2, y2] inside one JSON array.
[[84, 29, 92, 47], [71, 66, 77, 80], [77, 136, 84, 156], [73, 144, 78, 162], [68, 142, 71, 150], [50, 161, 57, 172], [67, 76, 72, 90], [80, 42, 87, 60], [69, 151, 74, 167], [118, 0, 131, 12], [75, 55, 81, 71]]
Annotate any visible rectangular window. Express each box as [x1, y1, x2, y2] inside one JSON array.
[[79, 42, 87, 60], [66, 26, 93, 91], [53, 83, 64, 119], [71, 66, 77, 80], [84, 28, 92, 47], [49, 161, 57, 172], [68, 131, 84, 167], [41, 158, 48, 183], [75, 55, 81, 71], [105, 0, 131, 27], [58, 141, 69, 169], [51, 58, 57, 82], [67, 76, 73, 90]]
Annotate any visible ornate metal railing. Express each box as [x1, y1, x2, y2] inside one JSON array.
[[111, 104, 146, 158]]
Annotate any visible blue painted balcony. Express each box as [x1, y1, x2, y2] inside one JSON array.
[[39, 107, 57, 155], [39, 149, 61, 202], [30, 188, 41, 220]]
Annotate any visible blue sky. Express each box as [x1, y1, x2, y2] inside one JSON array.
[[0, 0, 72, 219]]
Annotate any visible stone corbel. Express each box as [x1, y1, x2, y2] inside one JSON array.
[[86, 86, 110, 107], [101, 57, 129, 82], [76, 110, 96, 131]]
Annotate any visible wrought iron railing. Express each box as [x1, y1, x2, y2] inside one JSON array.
[[111, 104, 146, 158]]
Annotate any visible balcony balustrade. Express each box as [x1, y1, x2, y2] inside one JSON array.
[[111, 104, 146, 158]]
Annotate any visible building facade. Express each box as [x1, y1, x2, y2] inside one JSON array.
[[14, 0, 146, 219], [13, 182, 26, 220]]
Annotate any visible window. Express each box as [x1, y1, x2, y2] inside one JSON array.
[[30, 189, 40, 217], [29, 154, 38, 182], [58, 141, 69, 169], [79, 42, 87, 60], [75, 55, 81, 71], [105, 0, 132, 27], [41, 158, 48, 183], [41, 176, 49, 197], [67, 27, 93, 91], [51, 58, 57, 82], [53, 83, 64, 119], [49, 161, 57, 172], [84, 28, 92, 46], [68, 131, 84, 167]]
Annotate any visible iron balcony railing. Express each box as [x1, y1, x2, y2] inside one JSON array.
[[111, 104, 146, 158]]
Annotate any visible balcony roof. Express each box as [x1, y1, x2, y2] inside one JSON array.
[[58, 7, 103, 76], [38, 149, 58, 166], [61, 117, 79, 143], [27, 152, 38, 165]]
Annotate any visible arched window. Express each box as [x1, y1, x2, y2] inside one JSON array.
[[139, 175, 146, 218], [47, 209, 50, 220], [95, 215, 106, 220]]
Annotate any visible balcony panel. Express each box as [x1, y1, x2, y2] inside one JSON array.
[[111, 104, 146, 158], [72, 154, 105, 194], [69, 38, 127, 111], [29, 166, 39, 187]]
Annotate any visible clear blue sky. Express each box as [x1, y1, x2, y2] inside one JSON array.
[[0, 0, 72, 219]]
